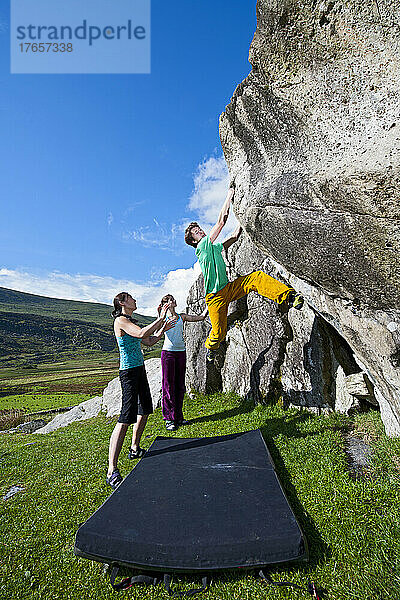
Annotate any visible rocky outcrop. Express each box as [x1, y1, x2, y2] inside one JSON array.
[[35, 396, 103, 434], [101, 358, 162, 418], [36, 358, 162, 434], [186, 233, 374, 414], [185, 236, 289, 400], [186, 0, 400, 435], [7, 419, 47, 434]]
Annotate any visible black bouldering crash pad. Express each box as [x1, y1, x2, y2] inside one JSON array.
[[74, 430, 307, 572]]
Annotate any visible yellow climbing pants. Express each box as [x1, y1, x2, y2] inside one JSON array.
[[205, 271, 293, 351]]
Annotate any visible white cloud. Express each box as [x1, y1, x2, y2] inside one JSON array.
[[123, 156, 237, 252], [187, 155, 238, 235], [124, 220, 181, 252], [0, 154, 238, 316], [153, 262, 202, 310], [0, 265, 201, 317]]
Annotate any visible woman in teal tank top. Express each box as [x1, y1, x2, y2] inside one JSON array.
[[106, 292, 176, 490]]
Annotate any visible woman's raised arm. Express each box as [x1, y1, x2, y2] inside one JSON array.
[[117, 302, 173, 339], [141, 317, 178, 347], [181, 307, 208, 322]]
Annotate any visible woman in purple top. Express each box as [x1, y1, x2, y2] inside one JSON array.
[[158, 294, 207, 432]]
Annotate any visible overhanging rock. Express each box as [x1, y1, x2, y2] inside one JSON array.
[[187, 0, 400, 436]]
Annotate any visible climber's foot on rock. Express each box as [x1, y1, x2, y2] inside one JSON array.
[[288, 291, 304, 311], [206, 348, 217, 363]]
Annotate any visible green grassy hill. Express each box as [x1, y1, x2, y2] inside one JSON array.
[[0, 286, 156, 367], [0, 286, 151, 327], [0, 287, 161, 401]]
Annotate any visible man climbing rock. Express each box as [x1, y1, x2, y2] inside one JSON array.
[[184, 185, 304, 362]]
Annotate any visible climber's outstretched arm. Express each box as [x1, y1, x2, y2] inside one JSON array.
[[209, 186, 235, 243], [223, 225, 242, 251]]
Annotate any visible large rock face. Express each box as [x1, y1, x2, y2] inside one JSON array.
[[186, 233, 366, 414], [186, 0, 400, 435]]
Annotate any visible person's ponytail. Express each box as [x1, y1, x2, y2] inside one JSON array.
[[111, 292, 128, 319]]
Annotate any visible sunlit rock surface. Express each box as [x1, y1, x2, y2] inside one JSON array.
[[186, 0, 400, 435]]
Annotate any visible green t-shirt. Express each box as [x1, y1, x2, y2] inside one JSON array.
[[195, 235, 228, 295]]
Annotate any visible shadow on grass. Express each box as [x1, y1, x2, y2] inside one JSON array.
[[188, 397, 256, 425], [259, 413, 335, 571], [194, 403, 334, 570]]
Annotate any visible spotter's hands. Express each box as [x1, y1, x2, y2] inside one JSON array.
[[163, 316, 178, 332], [160, 301, 173, 320]]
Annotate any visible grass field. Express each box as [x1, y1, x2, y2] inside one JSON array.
[[1, 392, 399, 600], [0, 392, 96, 413], [0, 355, 119, 413], [1, 351, 160, 403], [0, 350, 162, 430], [0, 354, 118, 428]]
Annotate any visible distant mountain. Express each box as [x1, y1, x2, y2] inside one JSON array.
[[0, 287, 152, 327], [0, 287, 155, 367]]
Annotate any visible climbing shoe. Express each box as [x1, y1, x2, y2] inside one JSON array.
[[288, 291, 304, 311], [165, 420, 177, 431], [206, 348, 217, 363], [128, 447, 146, 460], [106, 468, 123, 490]]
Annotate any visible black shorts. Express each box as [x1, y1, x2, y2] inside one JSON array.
[[118, 365, 153, 425]]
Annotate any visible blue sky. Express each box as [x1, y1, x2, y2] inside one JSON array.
[[0, 1, 256, 314]]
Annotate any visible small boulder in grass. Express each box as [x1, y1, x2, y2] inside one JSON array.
[[8, 419, 47, 434], [35, 397, 102, 434], [3, 486, 24, 501]]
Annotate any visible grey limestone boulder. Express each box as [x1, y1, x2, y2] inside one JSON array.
[[186, 233, 365, 417], [185, 234, 288, 399], [35, 397, 102, 434], [195, 0, 400, 435]]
